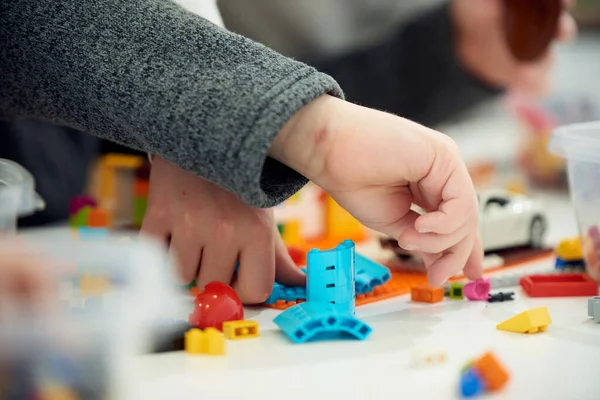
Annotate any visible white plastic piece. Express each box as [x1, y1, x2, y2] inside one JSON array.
[[0, 234, 179, 399], [549, 121, 600, 282], [0, 158, 45, 216], [410, 347, 448, 368]]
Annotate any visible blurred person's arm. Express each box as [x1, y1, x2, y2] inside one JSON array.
[[0, 0, 342, 208], [306, 2, 502, 126]]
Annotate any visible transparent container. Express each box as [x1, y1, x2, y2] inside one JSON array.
[[549, 121, 600, 281], [0, 234, 179, 399], [0, 159, 45, 234]]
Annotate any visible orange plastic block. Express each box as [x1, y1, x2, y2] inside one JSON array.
[[88, 208, 109, 228], [472, 351, 510, 391], [411, 285, 444, 303]]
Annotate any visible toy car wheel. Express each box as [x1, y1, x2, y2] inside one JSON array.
[[529, 217, 546, 248]]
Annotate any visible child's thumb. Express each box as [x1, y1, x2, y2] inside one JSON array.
[[274, 235, 306, 287]]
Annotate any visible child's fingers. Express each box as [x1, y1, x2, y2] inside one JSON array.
[[196, 239, 239, 292], [169, 229, 202, 285], [274, 233, 306, 287], [425, 235, 474, 287], [234, 238, 276, 304], [397, 218, 472, 254], [462, 234, 485, 281], [414, 165, 478, 235], [379, 209, 420, 244]]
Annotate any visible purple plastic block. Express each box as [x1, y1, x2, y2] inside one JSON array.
[[464, 278, 491, 301], [68, 195, 97, 216]]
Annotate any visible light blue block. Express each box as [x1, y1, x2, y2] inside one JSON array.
[[307, 240, 355, 315], [355, 253, 391, 295], [77, 227, 108, 239], [273, 302, 372, 344]]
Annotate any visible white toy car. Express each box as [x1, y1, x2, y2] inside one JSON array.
[[478, 189, 547, 252]]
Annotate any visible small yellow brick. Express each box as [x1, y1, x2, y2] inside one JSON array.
[[203, 328, 226, 355], [184, 328, 205, 354], [222, 320, 259, 340]]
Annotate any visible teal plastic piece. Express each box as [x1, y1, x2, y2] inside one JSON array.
[[273, 302, 372, 344], [77, 227, 108, 239], [355, 253, 391, 294], [306, 240, 355, 315]]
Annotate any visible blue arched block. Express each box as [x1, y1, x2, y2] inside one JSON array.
[[273, 302, 372, 344], [459, 368, 484, 398]]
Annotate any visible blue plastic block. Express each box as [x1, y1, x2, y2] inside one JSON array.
[[459, 368, 484, 398], [265, 282, 307, 305], [77, 227, 109, 239], [307, 240, 355, 315], [273, 302, 372, 344], [355, 253, 391, 295]]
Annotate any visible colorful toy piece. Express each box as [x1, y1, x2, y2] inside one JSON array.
[[520, 273, 598, 297], [273, 240, 372, 343], [449, 282, 465, 299], [496, 306, 552, 334], [459, 351, 510, 397], [487, 292, 515, 303], [411, 285, 444, 303], [459, 369, 485, 398], [222, 320, 259, 340], [306, 240, 355, 315], [188, 282, 244, 330], [554, 236, 585, 270], [68, 195, 97, 225], [355, 253, 391, 295], [588, 297, 600, 322], [464, 278, 491, 301], [184, 327, 226, 355], [273, 302, 372, 344]]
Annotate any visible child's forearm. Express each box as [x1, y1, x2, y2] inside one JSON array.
[[0, 0, 343, 208]]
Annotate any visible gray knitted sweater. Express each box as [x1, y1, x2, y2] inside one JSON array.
[[0, 0, 343, 208]]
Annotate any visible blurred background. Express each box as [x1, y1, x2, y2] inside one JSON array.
[[2, 0, 599, 230]]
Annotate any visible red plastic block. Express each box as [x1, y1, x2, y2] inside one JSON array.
[[188, 282, 244, 330], [520, 273, 598, 297]]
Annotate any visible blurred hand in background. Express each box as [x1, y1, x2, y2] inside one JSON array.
[[453, 0, 578, 96]]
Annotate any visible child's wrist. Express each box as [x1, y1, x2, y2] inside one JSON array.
[[269, 94, 341, 182]]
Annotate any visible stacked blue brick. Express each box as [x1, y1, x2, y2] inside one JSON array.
[[264, 251, 391, 305], [306, 239, 355, 315]]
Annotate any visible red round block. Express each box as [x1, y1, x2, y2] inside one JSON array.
[[188, 282, 243, 330]]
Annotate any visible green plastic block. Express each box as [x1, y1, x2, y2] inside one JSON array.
[[277, 223, 285, 235], [133, 197, 147, 227], [180, 279, 196, 291], [70, 206, 92, 227], [460, 361, 474, 375], [449, 282, 465, 299]]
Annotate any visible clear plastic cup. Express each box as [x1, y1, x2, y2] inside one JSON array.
[[0, 159, 45, 234], [0, 234, 179, 399], [549, 121, 600, 281]]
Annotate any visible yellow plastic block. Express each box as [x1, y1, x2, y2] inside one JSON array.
[[203, 327, 226, 355], [496, 306, 552, 334], [555, 237, 583, 261], [184, 328, 205, 354], [222, 320, 259, 340], [80, 274, 112, 297]]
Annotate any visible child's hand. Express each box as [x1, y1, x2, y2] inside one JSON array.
[[140, 156, 305, 304], [271, 95, 484, 286], [452, 0, 576, 95]]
